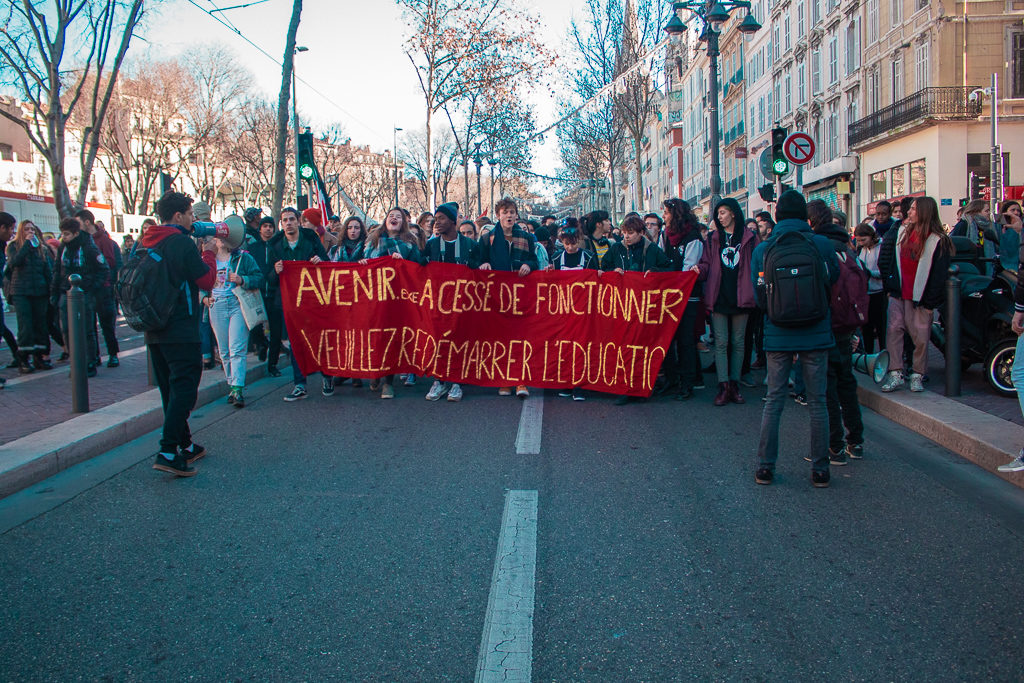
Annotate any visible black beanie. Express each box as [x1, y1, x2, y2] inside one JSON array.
[[534, 226, 550, 243], [775, 189, 807, 222], [436, 202, 458, 223]]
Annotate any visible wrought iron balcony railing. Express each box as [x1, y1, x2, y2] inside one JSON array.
[[848, 86, 982, 147]]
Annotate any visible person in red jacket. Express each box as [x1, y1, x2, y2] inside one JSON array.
[[145, 192, 217, 477]]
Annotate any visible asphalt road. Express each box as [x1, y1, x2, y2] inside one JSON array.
[[1, 377, 1023, 681]]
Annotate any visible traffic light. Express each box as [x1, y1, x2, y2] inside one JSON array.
[[297, 131, 315, 182], [758, 184, 775, 202], [771, 126, 789, 176], [968, 171, 986, 201]]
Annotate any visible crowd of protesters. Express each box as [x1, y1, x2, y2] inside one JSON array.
[[3, 187, 1023, 481]]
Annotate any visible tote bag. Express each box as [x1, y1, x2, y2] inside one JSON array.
[[231, 258, 268, 329]]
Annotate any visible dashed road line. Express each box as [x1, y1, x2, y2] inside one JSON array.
[[514, 394, 543, 455], [475, 489, 538, 683]]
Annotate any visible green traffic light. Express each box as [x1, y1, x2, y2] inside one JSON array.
[[772, 158, 789, 175], [299, 164, 314, 181]]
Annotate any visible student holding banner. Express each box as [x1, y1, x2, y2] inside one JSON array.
[[477, 197, 538, 399], [547, 224, 599, 402], [360, 207, 425, 399], [423, 202, 482, 403], [600, 214, 672, 405]]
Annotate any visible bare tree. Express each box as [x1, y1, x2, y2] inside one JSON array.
[[271, 0, 302, 217], [97, 59, 192, 214], [400, 0, 553, 211], [0, 0, 146, 218], [227, 99, 282, 209], [399, 127, 460, 212]]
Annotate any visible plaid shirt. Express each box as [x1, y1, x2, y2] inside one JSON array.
[[479, 226, 539, 271]]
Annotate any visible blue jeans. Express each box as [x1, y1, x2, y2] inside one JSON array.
[[1013, 333, 1024, 419], [209, 294, 248, 388], [758, 349, 830, 473]]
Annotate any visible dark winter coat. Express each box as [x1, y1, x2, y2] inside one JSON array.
[[750, 218, 840, 352], [697, 199, 758, 312], [265, 227, 329, 303], [600, 238, 671, 272], [139, 224, 217, 345], [5, 240, 52, 297], [51, 232, 109, 297], [424, 234, 482, 269], [878, 225, 950, 311]]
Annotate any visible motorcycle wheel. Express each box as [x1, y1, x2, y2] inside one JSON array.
[[984, 338, 1017, 397]]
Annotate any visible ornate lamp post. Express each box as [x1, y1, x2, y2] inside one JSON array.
[[664, 1, 760, 210], [487, 158, 496, 217], [473, 143, 483, 218]]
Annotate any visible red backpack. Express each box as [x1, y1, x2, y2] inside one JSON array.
[[830, 246, 869, 334]]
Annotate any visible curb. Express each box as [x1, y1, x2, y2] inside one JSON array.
[[856, 374, 1024, 488], [0, 362, 274, 500]]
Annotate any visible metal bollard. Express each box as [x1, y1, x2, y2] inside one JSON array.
[[67, 274, 90, 412], [945, 266, 961, 397]]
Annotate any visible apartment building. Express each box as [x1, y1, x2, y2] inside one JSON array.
[[850, 0, 1024, 225]]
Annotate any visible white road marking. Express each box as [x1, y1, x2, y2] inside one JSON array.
[[514, 394, 543, 455], [475, 490, 538, 683]]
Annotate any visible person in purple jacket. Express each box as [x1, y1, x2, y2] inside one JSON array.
[[696, 198, 758, 407]]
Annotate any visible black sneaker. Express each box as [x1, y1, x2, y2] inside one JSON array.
[[153, 452, 197, 477], [322, 377, 335, 396], [755, 467, 774, 485], [793, 393, 808, 406], [674, 387, 694, 401], [267, 366, 282, 378], [812, 470, 831, 488], [227, 392, 236, 405], [614, 395, 631, 406], [107, 356, 119, 368], [572, 388, 585, 402], [558, 389, 572, 398], [829, 448, 848, 466], [181, 443, 207, 465], [846, 443, 864, 459], [284, 386, 307, 402], [86, 364, 97, 378], [233, 392, 245, 408]]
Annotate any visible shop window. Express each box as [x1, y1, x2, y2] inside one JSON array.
[[871, 170, 887, 202], [909, 159, 926, 194], [891, 165, 905, 196]]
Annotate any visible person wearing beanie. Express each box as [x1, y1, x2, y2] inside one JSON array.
[[423, 201, 481, 403], [533, 224, 552, 268], [749, 189, 840, 488], [696, 197, 758, 406]]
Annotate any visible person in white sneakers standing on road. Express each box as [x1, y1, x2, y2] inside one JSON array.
[[876, 196, 951, 393], [423, 202, 480, 403], [999, 243, 1024, 473]]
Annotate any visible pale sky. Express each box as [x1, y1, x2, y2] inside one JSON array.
[[140, 0, 591, 183]]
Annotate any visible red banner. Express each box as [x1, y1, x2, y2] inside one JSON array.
[[279, 259, 697, 396]]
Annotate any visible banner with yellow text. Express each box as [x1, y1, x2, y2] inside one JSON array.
[[280, 259, 697, 396]]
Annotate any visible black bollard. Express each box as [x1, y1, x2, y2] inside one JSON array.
[[945, 266, 961, 397], [67, 274, 90, 412]]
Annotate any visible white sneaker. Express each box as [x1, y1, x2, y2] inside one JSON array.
[[426, 380, 449, 401], [879, 371, 905, 393], [908, 372, 924, 392], [997, 449, 1024, 472], [447, 383, 463, 402]]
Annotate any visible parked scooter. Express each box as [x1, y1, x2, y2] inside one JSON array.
[[930, 236, 1016, 396]]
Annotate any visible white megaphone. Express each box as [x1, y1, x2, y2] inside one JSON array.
[[852, 349, 890, 384], [191, 214, 245, 250]]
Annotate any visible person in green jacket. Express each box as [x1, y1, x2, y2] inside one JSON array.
[[201, 234, 264, 408]]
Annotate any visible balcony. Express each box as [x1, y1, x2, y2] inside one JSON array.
[[848, 86, 982, 148]]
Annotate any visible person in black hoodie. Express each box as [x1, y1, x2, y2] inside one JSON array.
[[266, 207, 328, 401], [658, 198, 704, 400], [808, 199, 865, 465], [51, 216, 107, 377], [143, 192, 218, 477], [696, 198, 758, 406], [245, 215, 276, 365]]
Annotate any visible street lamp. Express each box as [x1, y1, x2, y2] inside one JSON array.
[[473, 143, 483, 218], [969, 73, 1002, 220], [393, 126, 403, 207], [664, 1, 760, 210], [487, 158, 496, 217], [293, 45, 308, 207]]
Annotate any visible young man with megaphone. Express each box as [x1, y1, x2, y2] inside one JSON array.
[[144, 191, 218, 478]]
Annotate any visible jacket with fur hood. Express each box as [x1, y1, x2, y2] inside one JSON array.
[[878, 225, 950, 310], [697, 198, 757, 311]]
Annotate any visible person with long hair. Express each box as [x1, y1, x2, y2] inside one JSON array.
[[5, 220, 53, 371], [360, 207, 424, 399], [329, 216, 367, 263], [659, 198, 704, 400], [201, 234, 264, 408], [854, 222, 886, 353], [696, 198, 758, 406], [581, 210, 614, 264], [416, 212, 434, 236], [878, 196, 952, 392], [998, 200, 1023, 272]]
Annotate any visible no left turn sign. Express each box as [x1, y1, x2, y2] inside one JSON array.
[[783, 132, 815, 165]]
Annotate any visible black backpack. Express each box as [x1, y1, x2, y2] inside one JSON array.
[[115, 239, 182, 332], [762, 230, 830, 328]]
